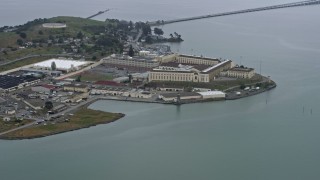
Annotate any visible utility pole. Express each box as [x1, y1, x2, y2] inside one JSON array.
[[260, 60, 262, 80]]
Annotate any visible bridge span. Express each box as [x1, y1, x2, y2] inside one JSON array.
[[147, 0, 320, 26], [87, 9, 110, 19]]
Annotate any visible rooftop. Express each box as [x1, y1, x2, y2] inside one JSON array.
[[95, 80, 122, 86], [160, 92, 201, 98], [0, 75, 39, 90], [202, 60, 232, 73], [178, 54, 221, 62], [41, 84, 56, 90], [108, 54, 157, 62], [197, 91, 225, 96], [64, 84, 88, 88], [230, 67, 254, 72], [33, 59, 89, 70]]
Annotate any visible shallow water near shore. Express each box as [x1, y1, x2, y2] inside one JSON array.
[[1, 0, 320, 180]]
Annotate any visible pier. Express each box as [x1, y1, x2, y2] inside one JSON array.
[[87, 9, 110, 19], [147, 0, 320, 26]]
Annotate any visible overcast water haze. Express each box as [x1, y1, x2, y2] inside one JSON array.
[[1, 0, 320, 180]]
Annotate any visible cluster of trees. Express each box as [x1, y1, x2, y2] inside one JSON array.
[[128, 45, 134, 57], [45, 101, 53, 110], [0, 19, 48, 32], [153, 28, 164, 36], [0, 26, 14, 32], [15, 18, 49, 32], [168, 32, 183, 42], [51, 61, 56, 70], [105, 19, 134, 32]]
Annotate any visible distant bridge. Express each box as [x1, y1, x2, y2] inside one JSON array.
[[87, 9, 110, 19], [147, 0, 320, 26]]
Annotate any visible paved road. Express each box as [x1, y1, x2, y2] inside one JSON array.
[[224, 76, 268, 92], [129, 29, 143, 51], [0, 117, 44, 136], [134, 29, 143, 42], [0, 94, 159, 136], [0, 54, 75, 66]]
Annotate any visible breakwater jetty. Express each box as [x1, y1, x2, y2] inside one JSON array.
[[148, 0, 320, 26], [87, 9, 110, 19]]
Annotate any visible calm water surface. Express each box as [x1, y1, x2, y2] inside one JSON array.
[[1, 0, 320, 180]]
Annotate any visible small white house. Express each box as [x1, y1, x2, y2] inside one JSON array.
[[3, 117, 11, 122], [6, 109, 16, 115]]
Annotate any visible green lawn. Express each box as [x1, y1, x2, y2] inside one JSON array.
[[0, 119, 33, 133], [0, 56, 52, 72], [1, 108, 124, 139], [0, 46, 61, 60], [0, 16, 106, 61]]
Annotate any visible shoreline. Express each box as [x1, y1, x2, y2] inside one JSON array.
[[0, 81, 276, 140], [0, 111, 125, 140], [90, 83, 277, 105]]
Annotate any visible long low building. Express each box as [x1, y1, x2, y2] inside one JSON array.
[[90, 87, 152, 98], [221, 67, 255, 79], [159, 92, 202, 102], [63, 84, 88, 93], [103, 54, 159, 68], [159, 91, 225, 102], [0, 75, 40, 92], [202, 60, 233, 80], [149, 70, 210, 83], [197, 91, 226, 99], [32, 59, 90, 73], [157, 54, 221, 66]]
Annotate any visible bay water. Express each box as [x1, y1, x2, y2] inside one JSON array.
[[1, 0, 320, 179]]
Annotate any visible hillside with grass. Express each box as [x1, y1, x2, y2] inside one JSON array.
[[0, 16, 129, 64]]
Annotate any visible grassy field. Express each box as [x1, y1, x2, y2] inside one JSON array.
[[0, 119, 33, 133], [0, 16, 106, 62], [147, 76, 263, 91], [0, 32, 19, 47], [0, 46, 61, 61], [1, 108, 124, 139], [0, 16, 106, 46], [0, 56, 53, 72]]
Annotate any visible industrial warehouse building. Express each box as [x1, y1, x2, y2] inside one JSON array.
[[158, 91, 226, 102], [0, 75, 40, 92], [32, 59, 90, 73], [197, 91, 226, 99], [159, 92, 202, 102]]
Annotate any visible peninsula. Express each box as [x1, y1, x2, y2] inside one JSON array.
[[0, 16, 276, 140]]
